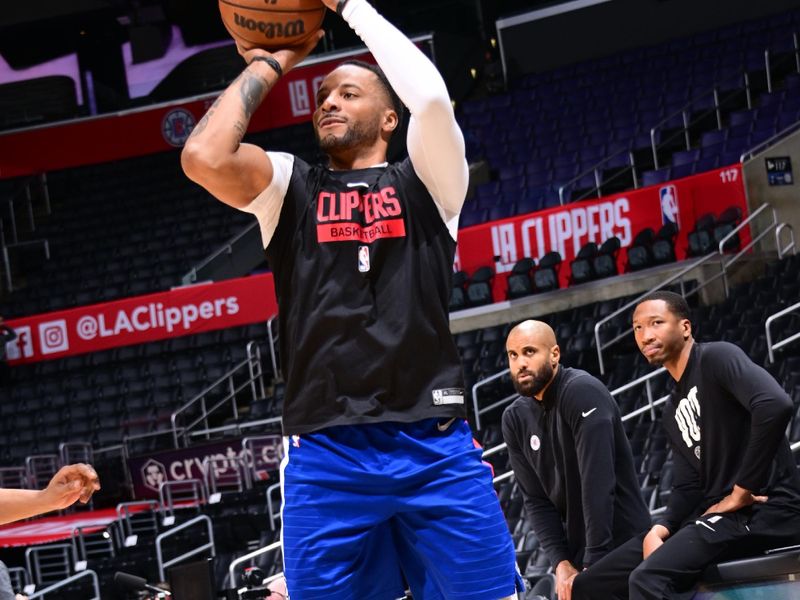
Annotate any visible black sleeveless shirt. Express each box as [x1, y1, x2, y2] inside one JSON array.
[[266, 156, 466, 435]]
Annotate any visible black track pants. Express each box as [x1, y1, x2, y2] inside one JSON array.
[[571, 506, 800, 600]]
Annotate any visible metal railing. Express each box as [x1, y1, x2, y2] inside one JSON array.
[[775, 223, 796, 258], [266, 482, 282, 532], [26, 570, 100, 600], [123, 429, 183, 457], [25, 544, 75, 587], [0, 466, 27, 489], [171, 341, 266, 447], [155, 514, 216, 581], [740, 119, 800, 163], [243, 436, 284, 488], [116, 500, 159, 545], [558, 148, 637, 205], [203, 455, 249, 496], [24, 454, 59, 490], [7, 567, 30, 595], [594, 204, 784, 374], [0, 175, 52, 292], [472, 368, 511, 431], [267, 315, 281, 380], [766, 301, 800, 363], [58, 442, 93, 467], [715, 203, 782, 297], [615, 368, 669, 423], [228, 541, 281, 590], [159, 479, 207, 522], [71, 526, 115, 563], [182, 220, 259, 285]]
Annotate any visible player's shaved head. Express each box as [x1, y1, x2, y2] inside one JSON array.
[[508, 320, 557, 348], [506, 320, 560, 400]]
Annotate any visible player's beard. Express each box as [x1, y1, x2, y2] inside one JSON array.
[[512, 362, 554, 398], [317, 114, 381, 154]]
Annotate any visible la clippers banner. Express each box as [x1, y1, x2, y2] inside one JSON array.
[[0, 38, 430, 179], [455, 165, 748, 301], [5, 274, 277, 365], [127, 435, 283, 500]]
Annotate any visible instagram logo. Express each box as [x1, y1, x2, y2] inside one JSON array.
[[38, 320, 69, 355]]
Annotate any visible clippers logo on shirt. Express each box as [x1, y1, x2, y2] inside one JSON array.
[[675, 385, 701, 457], [315, 186, 406, 243]]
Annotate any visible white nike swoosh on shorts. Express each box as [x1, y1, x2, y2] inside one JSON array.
[[437, 417, 457, 432], [581, 408, 597, 418]]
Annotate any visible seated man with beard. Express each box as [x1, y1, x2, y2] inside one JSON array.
[[502, 320, 650, 600]]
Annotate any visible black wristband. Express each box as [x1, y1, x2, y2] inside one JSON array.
[[336, 0, 350, 16], [248, 55, 283, 78]]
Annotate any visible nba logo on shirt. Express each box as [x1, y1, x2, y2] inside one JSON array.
[[659, 185, 679, 226], [358, 245, 371, 273]]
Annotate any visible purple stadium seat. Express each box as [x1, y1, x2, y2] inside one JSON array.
[[641, 168, 671, 187], [672, 149, 701, 166], [729, 109, 757, 127], [671, 162, 695, 179], [695, 156, 719, 173], [701, 129, 727, 147]]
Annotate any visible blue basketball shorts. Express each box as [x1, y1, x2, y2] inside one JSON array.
[[279, 418, 524, 600]]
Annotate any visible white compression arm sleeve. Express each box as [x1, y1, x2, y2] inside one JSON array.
[[342, 0, 468, 239]]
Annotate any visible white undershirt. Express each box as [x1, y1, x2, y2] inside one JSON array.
[[242, 0, 468, 247]]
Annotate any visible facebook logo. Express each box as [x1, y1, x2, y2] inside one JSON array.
[[659, 185, 679, 226], [6, 325, 33, 360]]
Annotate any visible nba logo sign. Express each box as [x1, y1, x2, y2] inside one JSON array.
[[659, 185, 679, 226], [358, 245, 370, 273]]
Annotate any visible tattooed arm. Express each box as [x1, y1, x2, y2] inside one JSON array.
[[181, 36, 322, 208]]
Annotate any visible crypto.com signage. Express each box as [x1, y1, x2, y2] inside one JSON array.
[[5, 274, 277, 365], [127, 435, 283, 500]]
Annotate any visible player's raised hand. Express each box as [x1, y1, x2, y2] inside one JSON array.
[[42, 463, 101, 510], [236, 30, 325, 74]]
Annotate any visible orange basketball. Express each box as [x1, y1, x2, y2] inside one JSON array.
[[219, 0, 326, 51]]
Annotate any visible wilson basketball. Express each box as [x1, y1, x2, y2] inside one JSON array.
[[219, 0, 326, 51]]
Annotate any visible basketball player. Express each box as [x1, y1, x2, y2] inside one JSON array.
[[573, 291, 800, 599], [0, 463, 100, 525], [503, 321, 650, 600], [181, 0, 523, 598]]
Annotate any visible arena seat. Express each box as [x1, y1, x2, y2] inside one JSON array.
[[506, 257, 537, 299], [700, 546, 800, 588]]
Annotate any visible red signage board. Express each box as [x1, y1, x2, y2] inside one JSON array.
[[4, 166, 747, 362], [5, 274, 277, 365], [454, 165, 748, 301], [0, 49, 374, 179]]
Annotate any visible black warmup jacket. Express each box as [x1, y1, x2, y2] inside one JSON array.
[[658, 341, 800, 533], [502, 366, 651, 569], [266, 156, 466, 435]]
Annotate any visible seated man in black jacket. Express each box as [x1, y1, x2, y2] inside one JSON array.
[[502, 320, 651, 600], [575, 290, 800, 599]]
